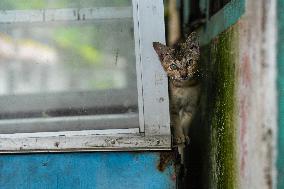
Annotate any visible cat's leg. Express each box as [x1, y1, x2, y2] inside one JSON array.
[[177, 111, 193, 164], [180, 110, 193, 144], [171, 113, 186, 145]]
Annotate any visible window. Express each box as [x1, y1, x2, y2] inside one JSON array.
[[0, 0, 171, 152]]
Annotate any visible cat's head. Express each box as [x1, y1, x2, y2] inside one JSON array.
[[153, 32, 200, 86]]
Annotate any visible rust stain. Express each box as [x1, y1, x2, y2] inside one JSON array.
[[241, 54, 252, 88], [239, 53, 251, 178], [157, 151, 175, 172], [171, 173, 177, 181]]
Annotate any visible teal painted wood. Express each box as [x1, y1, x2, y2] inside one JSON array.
[[278, 0, 284, 188], [199, 0, 245, 45], [182, 0, 244, 44], [0, 152, 175, 189]]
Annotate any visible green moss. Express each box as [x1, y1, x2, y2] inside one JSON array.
[[185, 26, 238, 188], [210, 26, 238, 189], [198, 26, 238, 188]]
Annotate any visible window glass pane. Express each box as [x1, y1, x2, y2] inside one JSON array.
[[0, 0, 139, 133]]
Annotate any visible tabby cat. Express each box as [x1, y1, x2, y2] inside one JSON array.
[[153, 32, 200, 162]]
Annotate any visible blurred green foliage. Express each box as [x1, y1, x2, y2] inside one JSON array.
[[0, 0, 135, 90], [54, 27, 101, 66], [0, 0, 132, 67], [0, 0, 131, 10]]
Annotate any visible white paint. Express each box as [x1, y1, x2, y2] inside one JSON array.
[[0, 7, 132, 23], [133, 0, 171, 136], [133, 0, 145, 132], [0, 131, 171, 152], [0, 128, 140, 138]]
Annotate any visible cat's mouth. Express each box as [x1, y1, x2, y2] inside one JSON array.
[[170, 75, 192, 81], [181, 76, 189, 80], [169, 71, 200, 83], [169, 75, 198, 87]]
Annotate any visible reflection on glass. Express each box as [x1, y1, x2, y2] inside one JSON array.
[[0, 0, 139, 132]]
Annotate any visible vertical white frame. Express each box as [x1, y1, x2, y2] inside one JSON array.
[[133, 0, 171, 136]]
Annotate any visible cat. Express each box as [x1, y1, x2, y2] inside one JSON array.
[[153, 32, 200, 162]]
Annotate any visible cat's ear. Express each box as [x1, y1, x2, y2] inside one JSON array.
[[153, 42, 172, 62], [185, 32, 199, 51]]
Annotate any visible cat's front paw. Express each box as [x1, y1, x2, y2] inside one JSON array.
[[174, 135, 186, 145], [173, 135, 191, 146]]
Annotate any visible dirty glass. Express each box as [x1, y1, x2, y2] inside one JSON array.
[[0, 0, 139, 133]]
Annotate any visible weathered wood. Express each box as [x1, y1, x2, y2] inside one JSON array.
[[132, 0, 171, 136], [0, 129, 171, 152]]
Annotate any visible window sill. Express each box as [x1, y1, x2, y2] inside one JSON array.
[[0, 128, 171, 153]]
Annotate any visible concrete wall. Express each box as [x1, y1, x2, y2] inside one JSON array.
[[238, 1, 277, 188], [185, 0, 277, 188]]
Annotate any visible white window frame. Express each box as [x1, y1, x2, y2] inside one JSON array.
[[0, 0, 171, 153]]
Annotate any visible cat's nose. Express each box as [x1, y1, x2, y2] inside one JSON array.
[[181, 75, 188, 80]]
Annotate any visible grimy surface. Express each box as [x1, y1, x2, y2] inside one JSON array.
[[185, 0, 277, 188]]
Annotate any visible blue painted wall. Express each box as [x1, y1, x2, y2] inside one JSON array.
[[0, 152, 175, 189]]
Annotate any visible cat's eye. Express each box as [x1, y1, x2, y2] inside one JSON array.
[[170, 64, 178, 70]]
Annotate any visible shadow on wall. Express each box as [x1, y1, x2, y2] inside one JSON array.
[[182, 26, 238, 189]]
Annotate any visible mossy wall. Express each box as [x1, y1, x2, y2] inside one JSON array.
[[184, 1, 277, 188], [185, 25, 238, 189], [206, 26, 238, 189]]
